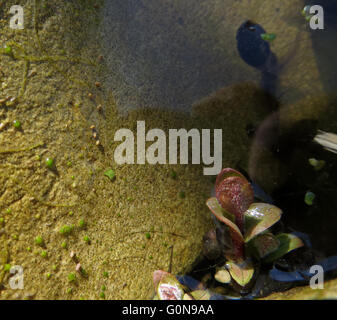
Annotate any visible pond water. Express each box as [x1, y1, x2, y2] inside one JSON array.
[[1, 0, 337, 300], [100, 0, 337, 297], [100, 0, 337, 112], [100, 0, 337, 255]]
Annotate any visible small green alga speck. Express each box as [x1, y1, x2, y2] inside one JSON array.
[[45, 158, 54, 169], [13, 120, 21, 129], [104, 169, 116, 181], [68, 273, 76, 282], [35, 236, 44, 246], [4, 264, 11, 272], [78, 219, 85, 228], [304, 191, 315, 206], [4, 45, 13, 56], [59, 225, 73, 235], [179, 191, 186, 199]]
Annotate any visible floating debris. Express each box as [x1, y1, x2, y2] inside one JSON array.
[[314, 130, 337, 154], [301, 5, 314, 22], [260, 33, 276, 42]]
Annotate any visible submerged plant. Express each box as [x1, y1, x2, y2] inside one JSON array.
[[153, 168, 306, 300], [204, 168, 303, 289]]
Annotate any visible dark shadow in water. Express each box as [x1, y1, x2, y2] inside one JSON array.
[[307, 0, 337, 95]]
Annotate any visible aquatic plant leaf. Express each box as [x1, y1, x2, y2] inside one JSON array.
[[215, 168, 246, 189], [104, 169, 116, 181], [183, 293, 194, 300], [214, 268, 231, 284], [206, 197, 244, 245], [226, 260, 254, 287], [154, 270, 185, 300], [244, 203, 282, 242], [215, 168, 254, 232], [263, 233, 304, 264], [250, 232, 280, 259], [153, 270, 169, 288], [291, 231, 312, 248], [189, 290, 212, 300]]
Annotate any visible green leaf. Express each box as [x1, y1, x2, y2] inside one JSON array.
[[189, 290, 212, 300], [206, 197, 244, 245], [214, 268, 231, 284], [244, 203, 282, 242], [226, 259, 254, 287], [104, 169, 116, 181], [183, 293, 194, 300], [250, 232, 280, 259], [263, 233, 304, 263]]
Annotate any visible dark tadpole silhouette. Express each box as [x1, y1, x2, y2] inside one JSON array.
[[236, 20, 279, 97]]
